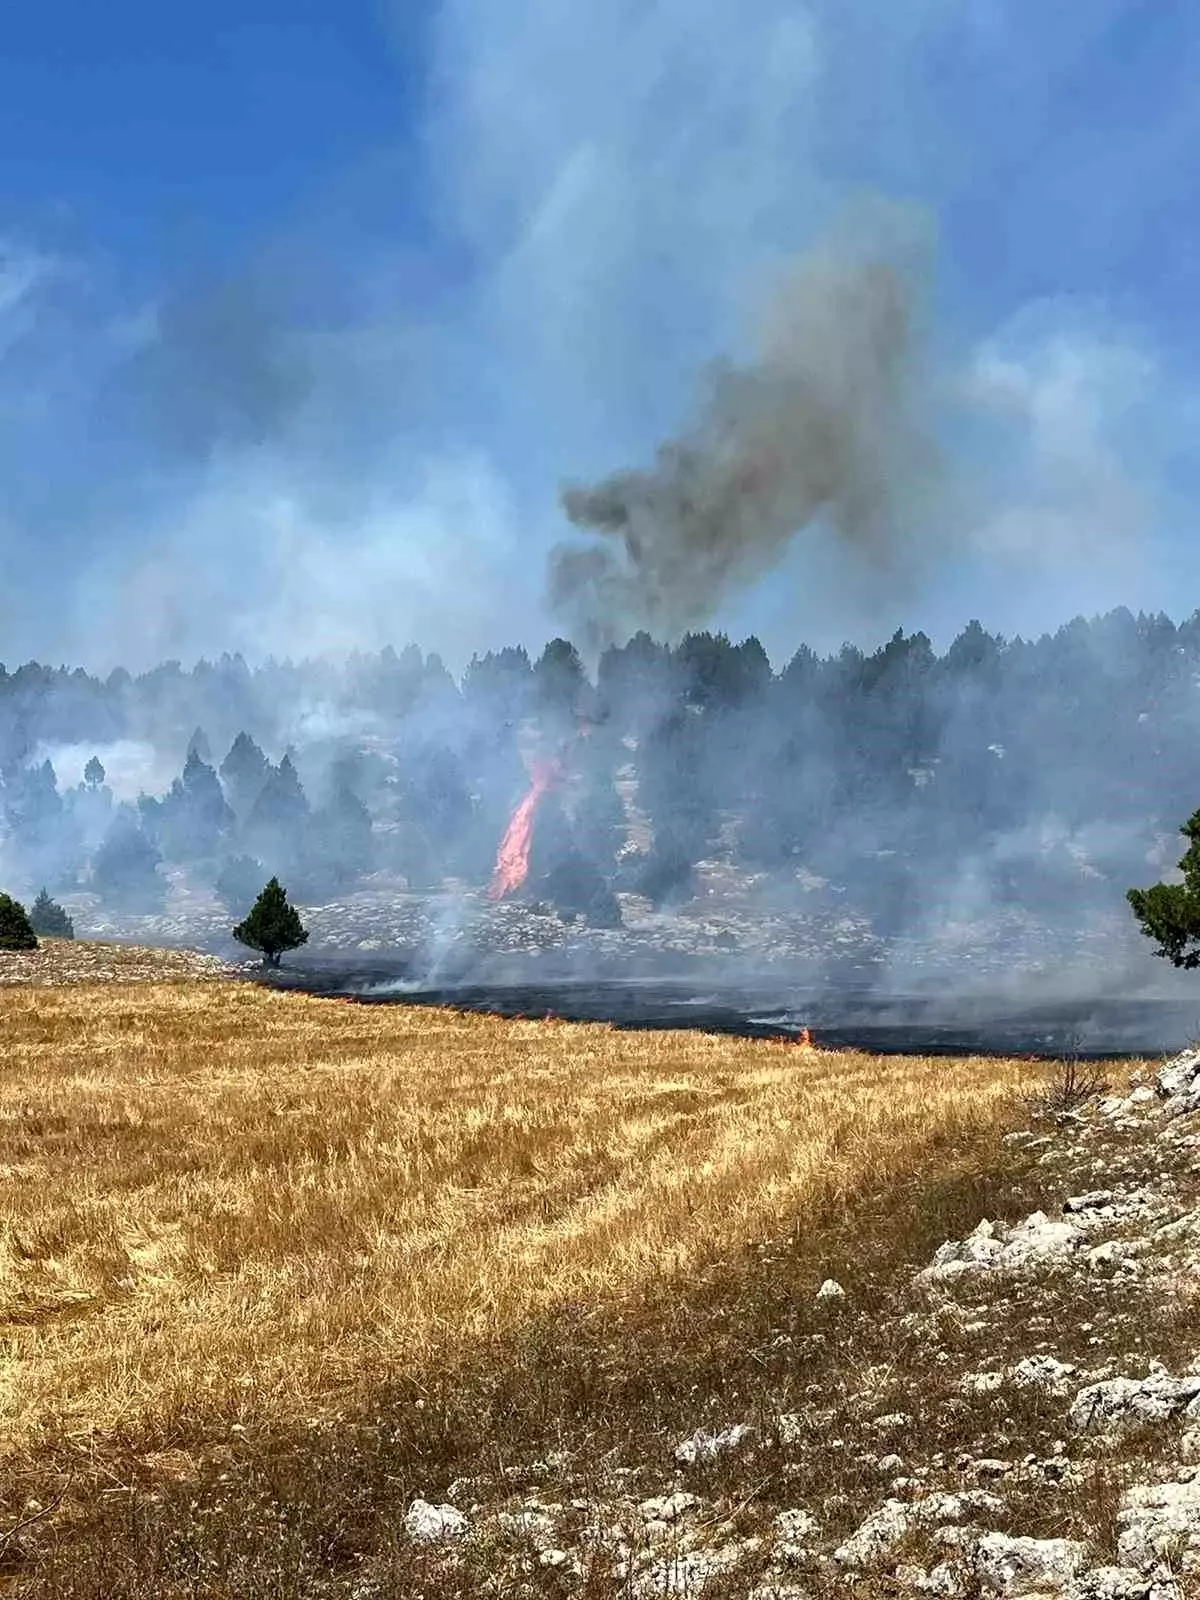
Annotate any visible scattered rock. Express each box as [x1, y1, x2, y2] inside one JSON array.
[[816, 1278, 846, 1300], [833, 1491, 1004, 1570], [639, 1492, 700, 1523], [674, 1423, 753, 1465], [403, 1498, 468, 1542], [919, 1212, 1084, 1285], [975, 1532, 1088, 1595], [1011, 1354, 1078, 1393], [1069, 1373, 1200, 1432], [1157, 1048, 1200, 1104], [1064, 1191, 1117, 1213], [1116, 1477, 1200, 1573], [961, 1370, 1006, 1395]]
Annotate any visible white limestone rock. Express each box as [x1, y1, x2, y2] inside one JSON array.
[[833, 1491, 1004, 1570], [961, 1371, 1006, 1396], [635, 1541, 746, 1597], [640, 1492, 700, 1524], [815, 1278, 846, 1300], [774, 1508, 819, 1543], [918, 1212, 1084, 1285], [1156, 1048, 1200, 1104], [1064, 1192, 1117, 1214], [1069, 1373, 1200, 1432], [674, 1422, 753, 1465], [1011, 1355, 1078, 1392], [975, 1532, 1088, 1595], [403, 1498, 468, 1542], [1116, 1478, 1200, 1573], [1065, 1567, 1163, 1599]]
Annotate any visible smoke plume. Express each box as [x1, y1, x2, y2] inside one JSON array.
[[551, 204, 936, 646]]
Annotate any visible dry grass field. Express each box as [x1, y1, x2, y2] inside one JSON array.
[[0, 951, 1059, 1595]]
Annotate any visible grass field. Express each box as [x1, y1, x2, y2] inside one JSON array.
[[0, 958, 1057, 1594]]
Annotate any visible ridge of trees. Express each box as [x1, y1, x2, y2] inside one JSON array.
[[1, 608, 1199, 930]]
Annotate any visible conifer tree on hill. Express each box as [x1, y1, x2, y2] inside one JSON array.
[[213, 854, 265, 915], [91, 806, 165, 909], [247, 754, 308, 833], [83, 755, 106, 789], [312, 783, 374, 890], [156, 749, 234, 861], [1128, 809, 1200, 968], [29, 888, 73, 939], [232, 878, 309, 968], [0, 894, 38, 951], [220, 732, 271, 817]]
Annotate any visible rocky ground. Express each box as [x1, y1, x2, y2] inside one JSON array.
[[353, 1050, 1200, 1599], [0, 935, 234, 985]]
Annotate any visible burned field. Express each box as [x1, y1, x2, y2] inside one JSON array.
[[269, 962, 1200, 1060]]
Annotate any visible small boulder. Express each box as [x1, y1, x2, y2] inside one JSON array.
[[1011, 1354, 1078, 1393], [1156, 1048, 1200, 1102], [1069, 1373, 1200, 1432], [404, 1498, 468, 1542], [640, 1492, 700, 1523], [976, 1532, 1088, 1595], [674, 1422, 753, 1465], [1117, 1478, 1200, 1574], [833, 1491, 1003, 1570], [1064, 1191, 1116, 1214]]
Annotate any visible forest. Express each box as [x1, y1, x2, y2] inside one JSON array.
[[0, 606, 1196, 936]]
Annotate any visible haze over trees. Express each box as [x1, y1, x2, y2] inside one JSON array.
[[1, 606, 1199, 941]]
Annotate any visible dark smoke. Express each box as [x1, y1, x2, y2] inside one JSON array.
[[552, 205, 937, 645]]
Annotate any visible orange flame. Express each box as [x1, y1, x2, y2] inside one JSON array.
[[487, 760, 560, 901]]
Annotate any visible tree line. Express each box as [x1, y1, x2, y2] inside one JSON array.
[[2, 607, 1200, 932]]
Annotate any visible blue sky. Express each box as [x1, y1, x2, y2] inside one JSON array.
[[2, 0, 1198, 671]]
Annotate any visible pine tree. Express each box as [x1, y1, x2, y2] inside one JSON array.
[[158, 750, 234, 861], [1128, 810, 1200, 968], [0, 894, 37, 951], [233, 878, 309, 967], [84, 755, 106, 789], [220, 732, 270, 817], [213, 854, 265, 914], [29, 888, 74, 939], [91, 807, 165, 909], [534, 637, 587, 722], [247, 755, 309, 835], [311, 784, 374, 890]]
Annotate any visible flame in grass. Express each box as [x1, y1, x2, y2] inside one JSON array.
[[487, 759, 562, 901]]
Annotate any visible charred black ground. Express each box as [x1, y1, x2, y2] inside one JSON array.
[[265, 958, 1188, 1058]]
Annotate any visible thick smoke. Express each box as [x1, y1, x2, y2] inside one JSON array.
[[552, 207, 936, 645]]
